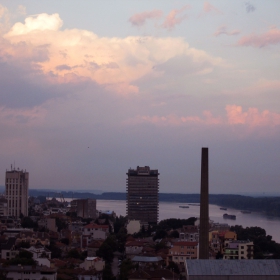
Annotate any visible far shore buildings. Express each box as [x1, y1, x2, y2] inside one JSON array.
[[126, 166, 159, 227], [5, 167, 29, 217]]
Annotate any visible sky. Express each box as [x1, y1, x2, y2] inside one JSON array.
[[0, 1, 280, 194]]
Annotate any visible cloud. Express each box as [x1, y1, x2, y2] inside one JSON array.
[[201, 1, 222, 15], [6, 13, 62, 35], [126, 105, 280, 128], [237, 27, 280, 47], [129, 10, 162, 26], [226, 105, 280, 126], [245, 2, 256, 13], [162, 6, 190, 30], [3, 12, 223, 95], [214, 25, 240, 37]]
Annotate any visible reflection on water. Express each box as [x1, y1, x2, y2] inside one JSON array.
[[96, 200, 280, 243]]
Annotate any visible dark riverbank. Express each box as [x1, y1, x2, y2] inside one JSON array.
[[28, 189, 280, 217]]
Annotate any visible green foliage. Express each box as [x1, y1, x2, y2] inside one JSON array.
[[156, 217, 196, 231], [96, 235, 118, 263], [153, 229, 168, 241], [7, 250, 36, 266], [55, 217, 68, 232], [102, 263, 115, 280], [231, 225, 280, 259], [67, 249, 81, 259], [169, 230, 179, 238], [119, 259, 135, 280], [46, 241, 62, 259], [21, 217, 38, 229], [114, 215, 127, 234], [60, 238, 69, 245], [167, 261, 180, 274]]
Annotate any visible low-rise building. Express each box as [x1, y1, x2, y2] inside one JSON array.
[[0, 265, 57, 280], [167, 241, 198, 266], [223, 240, 254, 259], [79, 257, 105, 271]]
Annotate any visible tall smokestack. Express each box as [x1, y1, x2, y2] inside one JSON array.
[[199, 147, 209, 259]]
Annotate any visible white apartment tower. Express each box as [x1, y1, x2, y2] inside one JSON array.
[[5, 167, 29, 217]]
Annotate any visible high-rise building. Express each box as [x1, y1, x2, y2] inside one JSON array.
[[126, 166, 159, 226], [76, 199, 97, 219], [5, 167, 29, 217]]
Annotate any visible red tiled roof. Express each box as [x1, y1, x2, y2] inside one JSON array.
[[172, 241, 198, 246]]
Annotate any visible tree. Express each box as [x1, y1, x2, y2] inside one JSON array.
[[167, 261, 180, 274], [119, 259, 134, 280], [67, 249, 81, 259], [102, 263, 115, 280], [21, 217, 37, 229], [7, 250, 36, 266]]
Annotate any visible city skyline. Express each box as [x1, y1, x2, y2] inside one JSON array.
[[0, 1, 280, 194]]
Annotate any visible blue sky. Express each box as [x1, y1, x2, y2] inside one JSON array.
[[0, 1, 280, 194]]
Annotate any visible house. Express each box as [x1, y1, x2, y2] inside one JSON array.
[[16, 231, 50, 246], [125, 240, 145, 257], [167, 241, 198, 266], [87, 240, 103, 257], [79, 257, 105, 271], [179, 225, 199, 242], [77, 269, 103, 280], [0, 264, 57, 280], [131, 256, 163, 269], [0, 237, 18, 260], [81, 223, 109, 248]]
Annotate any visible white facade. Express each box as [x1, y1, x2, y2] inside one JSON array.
[[5, 168, 29, 217], [79, 257, 105, 271]]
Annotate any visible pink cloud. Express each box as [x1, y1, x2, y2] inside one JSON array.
[[226, 105, 280, 126], [129, 10, 162, 26], [201, 1, 222, 15], [237, 27, 280, 47], [162, 6, 190, 30], [126, 105, 280, 128], [214, 25, 240, 37]]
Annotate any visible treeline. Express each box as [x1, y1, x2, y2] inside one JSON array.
[[231, 225, 280, 259], [29, 190, 280, 216]]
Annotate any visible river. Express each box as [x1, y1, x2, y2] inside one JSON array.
[[96, 200, 280, 243]]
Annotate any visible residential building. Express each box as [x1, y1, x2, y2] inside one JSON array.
[[5, 167, 29, 217], [81, 223, 109, 248], [0, 265, 57, 280], [179, 225, 199, 242], [38, 218, 57, 232], [167, 241, 198, 266], [79, 257, 105, 271], [223, 240, 254, 259], [0, 237, 18, 260], [71, 198, 97, 219], [126, 166, 159, 226]]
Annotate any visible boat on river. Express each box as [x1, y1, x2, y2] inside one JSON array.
[[223, 213, 236, 220]]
